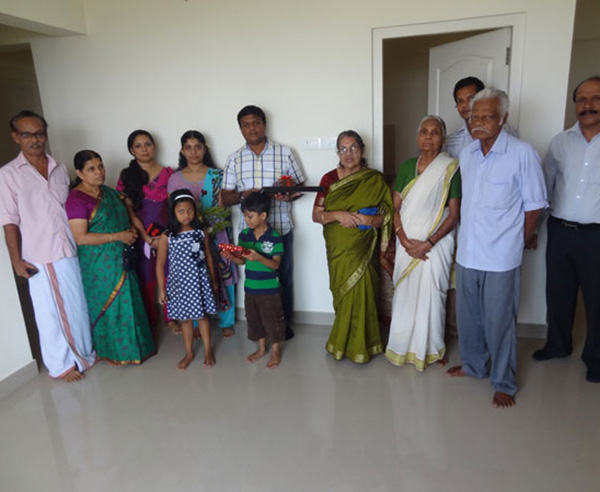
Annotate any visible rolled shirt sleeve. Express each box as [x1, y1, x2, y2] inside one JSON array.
[[0, 167, 21, 226]]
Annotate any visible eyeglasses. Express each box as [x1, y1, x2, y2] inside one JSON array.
[[338, 145, 361, 155], [469, 115, 499, 124], [18, 131, 47, 140]]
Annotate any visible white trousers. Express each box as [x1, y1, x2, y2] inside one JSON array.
[[28, 256, 96, 378]]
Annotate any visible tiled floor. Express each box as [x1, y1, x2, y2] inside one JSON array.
[[1, 319, 599, 492]]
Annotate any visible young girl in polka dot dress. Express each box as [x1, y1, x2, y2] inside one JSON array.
[[156, 189, 218, 369]]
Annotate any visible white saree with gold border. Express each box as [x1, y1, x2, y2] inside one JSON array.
[[386, 153, 458, 370]]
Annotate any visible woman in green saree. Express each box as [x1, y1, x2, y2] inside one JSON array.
[[66, 150, 156, 365], [312, 131, 393, 363]]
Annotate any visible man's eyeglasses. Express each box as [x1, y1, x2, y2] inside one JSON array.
[[18, 131, 47, 140]]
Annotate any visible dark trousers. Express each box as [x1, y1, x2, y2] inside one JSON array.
[[546, 217, 600, 375], [245, 293, 286, 344], [279, 230, 294, 324]]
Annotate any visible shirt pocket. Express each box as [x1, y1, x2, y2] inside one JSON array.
[[482, 179, 512, 210], [589, 167, 600, 186]]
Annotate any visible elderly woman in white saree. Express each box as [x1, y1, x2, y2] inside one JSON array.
[[386, 116, 461, 370]]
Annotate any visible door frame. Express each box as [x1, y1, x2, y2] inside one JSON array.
[[372, 13, 526, 169]]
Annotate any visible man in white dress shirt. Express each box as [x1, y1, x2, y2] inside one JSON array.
[[533, 76, 600, 383], [444, 76, 486, 159]]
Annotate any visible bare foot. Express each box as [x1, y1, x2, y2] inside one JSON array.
[[203, 351, 216, 367], [177, 355, 194, 370], [168, 320, 182, 334], [436, 353, 449, 367], [193, 328, 201, 339], [247, 349, 267, 363], [446, 365, 468, 377], [493, 391, 515, 408], [61, 369, 85, 382], [266, 351, 282, 370], [222, 327, 235, 339]]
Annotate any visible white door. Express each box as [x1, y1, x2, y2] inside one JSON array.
[[428, 28, 512, 135]]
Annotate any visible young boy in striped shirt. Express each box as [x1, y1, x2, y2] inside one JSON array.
[[221, 192, 285, 369]]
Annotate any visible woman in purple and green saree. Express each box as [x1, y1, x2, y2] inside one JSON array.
[[66, 150, 156, 365], [312, 130, 393, 363]]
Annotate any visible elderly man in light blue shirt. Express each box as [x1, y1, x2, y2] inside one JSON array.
[[447, 89, 547, 408]]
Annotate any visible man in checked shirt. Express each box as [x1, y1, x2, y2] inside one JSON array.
[[221, 105, 305, 340]]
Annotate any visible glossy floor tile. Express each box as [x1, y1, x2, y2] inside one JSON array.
[[1, 320, 599, 492]]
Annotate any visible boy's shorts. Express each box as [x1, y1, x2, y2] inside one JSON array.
[[245, 293, 286, 344]]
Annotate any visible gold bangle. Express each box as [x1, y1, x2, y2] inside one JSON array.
[[321, 212, 326, 223], [394, 226, 401, 234]]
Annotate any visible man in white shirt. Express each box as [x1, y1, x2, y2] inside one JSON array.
[[445, 76, 519, 160], [533, 76, 600, 383], [446, 90, 547, 408], [444, 76, 486, 159]]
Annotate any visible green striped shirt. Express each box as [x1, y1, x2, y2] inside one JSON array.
[[238, 225, 283, 295]]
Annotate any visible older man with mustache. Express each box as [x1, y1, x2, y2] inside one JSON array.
[[446, 89, 548, 408], [0, 110, 95, 382], [533, 76, 600, 383]]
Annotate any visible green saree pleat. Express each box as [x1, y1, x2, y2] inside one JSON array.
[[323, 168, 393, 363], [78, 186, 156, 364]]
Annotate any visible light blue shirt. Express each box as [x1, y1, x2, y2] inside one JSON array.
[[545, 122, 600, 224], [457, 130, 548, 272]]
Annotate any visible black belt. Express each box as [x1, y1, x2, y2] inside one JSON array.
[[550, 216, 600, 231]]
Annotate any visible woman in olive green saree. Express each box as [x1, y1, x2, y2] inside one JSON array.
[[66, 150, 156, 364], [313, 131, 393, 363]]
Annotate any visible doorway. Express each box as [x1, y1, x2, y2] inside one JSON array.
[[372, 14, 526, 179], [0, 43, 45, 367]]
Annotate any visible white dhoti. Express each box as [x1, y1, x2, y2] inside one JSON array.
[[28, 256, 96, 378], [386, 154, 458, 371]]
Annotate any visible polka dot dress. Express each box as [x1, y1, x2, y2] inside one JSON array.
[[166, 229, 217, 320]]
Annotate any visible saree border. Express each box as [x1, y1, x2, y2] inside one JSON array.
[[385, 346, 446, 372]]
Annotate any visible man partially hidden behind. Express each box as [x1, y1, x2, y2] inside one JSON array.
[[447, 90, 547, 408], [0, 110, 95, 382], [221, 105, 305, 339], [533, 76, 600, 383], [444, 76, 519, 160]]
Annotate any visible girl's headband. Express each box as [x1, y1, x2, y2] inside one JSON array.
[[173, 194, 195, 202]]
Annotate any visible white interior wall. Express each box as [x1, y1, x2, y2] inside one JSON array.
[[0, 0, 580, 385]]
